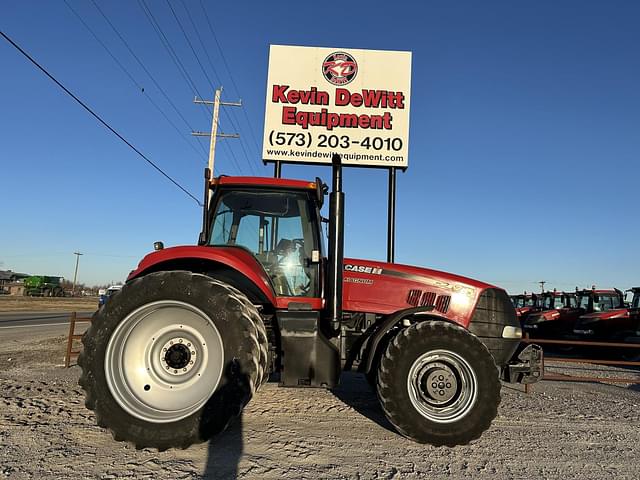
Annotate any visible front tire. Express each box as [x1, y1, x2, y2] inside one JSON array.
[[78, 271, 267, 450], [377, 321, 500, 446]]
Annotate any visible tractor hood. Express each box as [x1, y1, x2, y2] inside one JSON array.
[[342, 258, 497, 327], [526, 309, 562, 324], [579, 308, 629, 323]]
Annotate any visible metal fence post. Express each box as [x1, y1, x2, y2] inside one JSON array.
[[65, 312, 77, 368]]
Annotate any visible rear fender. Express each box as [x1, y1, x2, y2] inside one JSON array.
[[127, 246, 277, 306]]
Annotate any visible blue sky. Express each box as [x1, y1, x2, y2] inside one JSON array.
[[1, 0, 639, 293]]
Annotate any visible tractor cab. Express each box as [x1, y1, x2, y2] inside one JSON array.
[[511, 292, 541, 324], [203, 177, 325, 299], [523, 290, 581, 339], [576, 288, 624, 314], [573, 288, 629, 339], [628, 287, 640, 311]]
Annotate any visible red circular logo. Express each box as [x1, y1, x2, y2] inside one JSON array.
[[322, 52, 358, 86]]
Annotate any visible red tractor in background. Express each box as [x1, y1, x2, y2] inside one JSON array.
[[572, 287, 640, 358], [522, 290, 582, 340], [79, 159, 542, 450], [510, 292, 541, 325], [631, 287, 640, 313]]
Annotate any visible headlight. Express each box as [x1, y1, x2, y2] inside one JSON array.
[[502, 326, 522, 339]]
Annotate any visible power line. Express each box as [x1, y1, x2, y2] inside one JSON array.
[[221, 138, 246, 175], [137, 0, 210, 122], [165, 0, 215, 91], [177, 0, 224, 86], [88, 0, 208, 153], [220, 108, 257, 175], [198, 0, 262, 156], [163, 0, 257, 175], [63, 0, 207, 161], [0, 29, 202, 206]]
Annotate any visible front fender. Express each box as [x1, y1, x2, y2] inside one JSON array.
[[359, 306, 457, 375]]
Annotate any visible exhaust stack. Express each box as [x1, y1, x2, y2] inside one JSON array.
[[198, 167, 211, 245], [327, 154, 344, 328]]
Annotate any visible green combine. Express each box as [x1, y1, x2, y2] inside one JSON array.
[[23, 276, 65, 297]]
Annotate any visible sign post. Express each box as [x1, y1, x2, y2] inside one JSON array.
[[262, 45, 412, 261]]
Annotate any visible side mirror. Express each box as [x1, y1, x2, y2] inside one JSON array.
[[321, 216, 329, 238], [315, 177, 327, 208]]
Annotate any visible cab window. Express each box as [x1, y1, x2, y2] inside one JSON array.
[[209, 189, 320, 297], [593, 294, 621, 312], [578, 295, 590, 310], [566, 296, 577, 308]]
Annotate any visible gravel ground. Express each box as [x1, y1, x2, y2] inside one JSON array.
[[1, 334, 639, 480]]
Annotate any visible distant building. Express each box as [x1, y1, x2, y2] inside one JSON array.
[[0, 270, 29, 295], [6, 283, 26, 296]]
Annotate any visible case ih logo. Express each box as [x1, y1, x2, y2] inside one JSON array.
[[322, 52, 358, 86]]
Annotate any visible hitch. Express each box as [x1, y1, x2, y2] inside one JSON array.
[[504, 344, 544, 384]]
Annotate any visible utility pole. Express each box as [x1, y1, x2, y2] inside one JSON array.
[[192, 87, 241, 183], [72, 252, 83, 296], [539, 280, 546, 293]]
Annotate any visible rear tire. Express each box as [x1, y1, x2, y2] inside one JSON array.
[[78, 271, 267, 450], [377, 321, 501, 446]]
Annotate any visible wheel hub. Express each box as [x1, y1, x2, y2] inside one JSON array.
[[421, 363, 457, 404], [161, 338, 197, 375], [407, 350, 478, 423], [104, 300, 224, 424]]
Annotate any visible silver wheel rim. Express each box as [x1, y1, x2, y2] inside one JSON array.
[[407, 349, 478, 423], [104, 300, 224, 423]]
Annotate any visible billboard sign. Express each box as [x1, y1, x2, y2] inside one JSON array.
[[263, 45, 412, 169]]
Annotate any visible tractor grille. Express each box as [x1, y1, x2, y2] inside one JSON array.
[[406, 289, 450, 313], [435, 295, 451, 313], [472, 288, 517, 325], [421, 291, 437, 307], [407, 289, 422, 306], [468, 288, 520, 366]]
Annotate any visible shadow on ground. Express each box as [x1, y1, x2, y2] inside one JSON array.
[[201, 361, 250, 479], [331, 372, 396, 434], [203, 416, 244, 479]]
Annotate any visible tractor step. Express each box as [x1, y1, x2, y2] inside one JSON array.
[[276, 311, 340, 388]]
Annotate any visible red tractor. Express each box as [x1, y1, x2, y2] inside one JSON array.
[[510, 292, 541, 325], [572, 288, 640, 358], [79, 159, 541, 450], [631, 288, 640, 313], [522, 290, 582, 339]]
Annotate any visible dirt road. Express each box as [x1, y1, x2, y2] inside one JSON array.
[[1, 332, 639, 479]]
